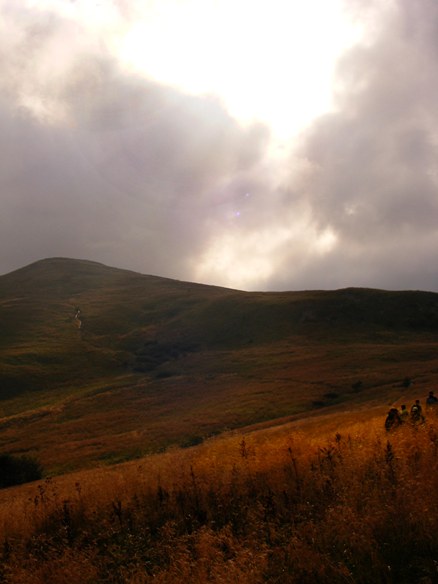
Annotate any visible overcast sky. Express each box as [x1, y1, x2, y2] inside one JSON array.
[[1, 0, 438, 291]]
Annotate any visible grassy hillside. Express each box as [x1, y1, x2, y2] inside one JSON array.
[[1, 257, 438, 472]]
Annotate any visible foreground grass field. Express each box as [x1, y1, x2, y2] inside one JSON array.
[[0, 406, 437, 583]]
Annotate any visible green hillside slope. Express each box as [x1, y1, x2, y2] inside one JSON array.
[[1, 257, 438, 473]]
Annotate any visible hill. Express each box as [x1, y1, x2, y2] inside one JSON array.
[[1, 257, 438, 473]]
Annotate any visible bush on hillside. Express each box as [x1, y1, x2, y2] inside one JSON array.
[[0, 454, 43, 488]]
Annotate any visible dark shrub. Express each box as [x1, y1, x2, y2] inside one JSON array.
[[0, 454, 43, 488], [323, 392, 339, 400], [351, 380, 363, 392], [155, 370, 175, 379], [181, 435, 204, 448]]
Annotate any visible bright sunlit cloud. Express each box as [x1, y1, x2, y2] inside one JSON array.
[[19, 0, 364, 140], [116, 0, 363, 141], [194, 216, 338, 290]]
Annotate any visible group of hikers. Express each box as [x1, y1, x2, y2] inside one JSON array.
[[385, 391, 438, 431]]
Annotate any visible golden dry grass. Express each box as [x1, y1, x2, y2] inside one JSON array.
[[0, 406, 437, 583]]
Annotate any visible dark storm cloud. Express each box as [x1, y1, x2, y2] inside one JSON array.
[[271, 0, 438, 291], [0, 1, 270, 278]]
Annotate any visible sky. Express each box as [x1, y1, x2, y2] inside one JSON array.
[[1, 0, 438, 291]]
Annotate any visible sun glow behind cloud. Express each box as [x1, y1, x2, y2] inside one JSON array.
[[18, 0, 361, 137], [104, 0, 358, 288], [117, 0, 363, 142]]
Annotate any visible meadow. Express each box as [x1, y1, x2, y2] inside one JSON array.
[[0, 406, 437, 583]]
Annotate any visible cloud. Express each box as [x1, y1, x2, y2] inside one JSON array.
[[272, 0, 438, 291]]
